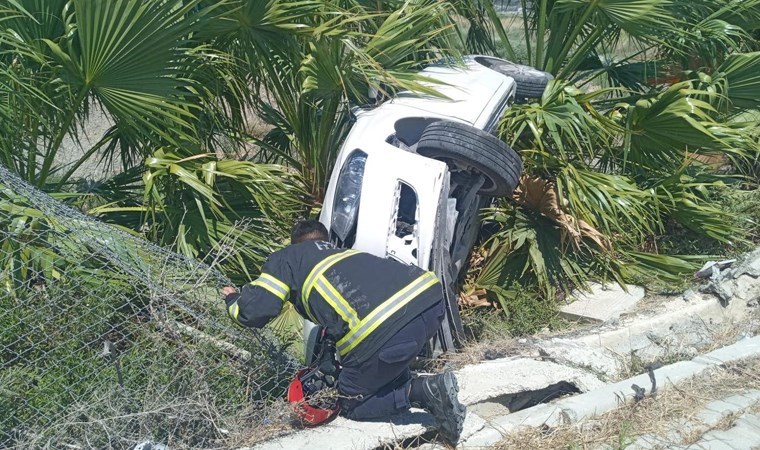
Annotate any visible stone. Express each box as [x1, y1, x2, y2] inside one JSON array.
[[695, 260, 736, 279], [559, 283, 646, 323], [536, 338, 622, 380], [683, 289, 698, 301], [734, 248, 760, 278], [699, 270, 733, 304], [733, 274, 760, 302]]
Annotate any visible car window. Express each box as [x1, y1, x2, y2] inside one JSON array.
[[395, 181, 417, 238]]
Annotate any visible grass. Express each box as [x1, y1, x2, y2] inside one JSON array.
[[494, 356, 760, 450], [462, 291, 568, 340]]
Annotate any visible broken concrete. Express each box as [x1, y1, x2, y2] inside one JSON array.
[[571, 291, 748, 363], [459, 336, 760, 449], [456, 358, 604, 405], [252, 359, 602, 450], [536, 338, 622, 380], [559, 283, 646, 323], [731, 274, 760, 302], [252, 413, 433, 450]]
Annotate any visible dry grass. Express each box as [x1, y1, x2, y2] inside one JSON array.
[[439, 336, 527, 370], [495, 357, 760, 450]]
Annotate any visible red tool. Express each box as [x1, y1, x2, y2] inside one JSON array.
[[288, 367, 340, 426]]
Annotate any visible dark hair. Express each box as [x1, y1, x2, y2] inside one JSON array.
[[291, 220, 329, 244]]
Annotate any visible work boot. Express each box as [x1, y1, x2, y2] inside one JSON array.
[[416, 372, 466, 446]]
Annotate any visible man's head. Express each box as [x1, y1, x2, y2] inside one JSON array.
[[291, 219, 329, 244]]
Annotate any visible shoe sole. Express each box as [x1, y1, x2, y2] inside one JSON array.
[[435, 371, 466, 445]]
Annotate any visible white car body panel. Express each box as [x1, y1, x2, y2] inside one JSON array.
[[353, 145, 447, 267]]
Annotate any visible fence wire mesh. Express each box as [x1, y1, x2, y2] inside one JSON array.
[[0, 163, 300, 449]]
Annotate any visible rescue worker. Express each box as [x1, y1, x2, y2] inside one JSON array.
[[221, 220, 466, 445]]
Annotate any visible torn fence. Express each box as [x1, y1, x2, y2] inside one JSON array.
[[0, 164, 298, 449]]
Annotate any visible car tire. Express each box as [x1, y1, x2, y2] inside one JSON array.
[[416, 120, 522, 197], [482, 59, 553, 100]]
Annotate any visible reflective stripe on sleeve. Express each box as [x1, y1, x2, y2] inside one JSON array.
[[302, 250, 358, 321], [314, 276, 359, 329], [227, 302, 240, 321], [336, 272, 438, 356], [250, 273, 290, 302]]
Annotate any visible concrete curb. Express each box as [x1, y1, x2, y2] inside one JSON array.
[[460, 335, 760, 449], [251, 358, 603, 450]]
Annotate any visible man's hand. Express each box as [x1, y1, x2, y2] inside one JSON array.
[[221, 286, 237, 298]]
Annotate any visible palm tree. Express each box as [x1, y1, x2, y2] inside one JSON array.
[[467, 0, 760, 309], [0, 0, 307, 277], [233, 0, 472, 203]]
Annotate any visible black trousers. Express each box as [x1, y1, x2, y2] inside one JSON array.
[[338, 299, 445, 420]]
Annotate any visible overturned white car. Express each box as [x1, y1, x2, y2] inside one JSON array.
[[307, 56, 552, 360]]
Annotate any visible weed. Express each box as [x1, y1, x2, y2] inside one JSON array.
[[462, 290, 568, 340]]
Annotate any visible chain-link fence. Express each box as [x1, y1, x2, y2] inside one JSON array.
[[0, 163, 300, 449]]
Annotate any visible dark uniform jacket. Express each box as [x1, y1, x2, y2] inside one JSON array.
[[224, 240, 443, 365]]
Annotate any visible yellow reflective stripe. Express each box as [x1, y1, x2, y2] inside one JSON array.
[[302, 250, 358, 321], [261, 273, 289, 297], [250, 273, 290, 302], [315, 276, 359, 328], [337, 272, 438, 356], [227, 302, 240, 321]]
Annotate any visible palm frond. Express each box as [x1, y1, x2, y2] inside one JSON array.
[[112, 150, 304, 280], [716, 51, 760, 111]]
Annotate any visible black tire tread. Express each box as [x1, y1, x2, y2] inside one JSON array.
[[419, 132, 521, 182], [416, 121, 522, 197], [491, 62, 553, 99]]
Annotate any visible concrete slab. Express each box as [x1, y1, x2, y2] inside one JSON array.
[[536, 338, 622, 380], [457, 358, 604, 405], [559, 283, 645, 323], [698, 413, 760, 449], [573, 294, 730, 361], [468, 401, 510, 419], [698, 390, 760, 425], [252, 411, 433, 450], [461, 336, 760, 449]]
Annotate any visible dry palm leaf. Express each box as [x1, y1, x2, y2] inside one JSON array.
[[459, 288, 490, 308], [513, 175, 611, 252]]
